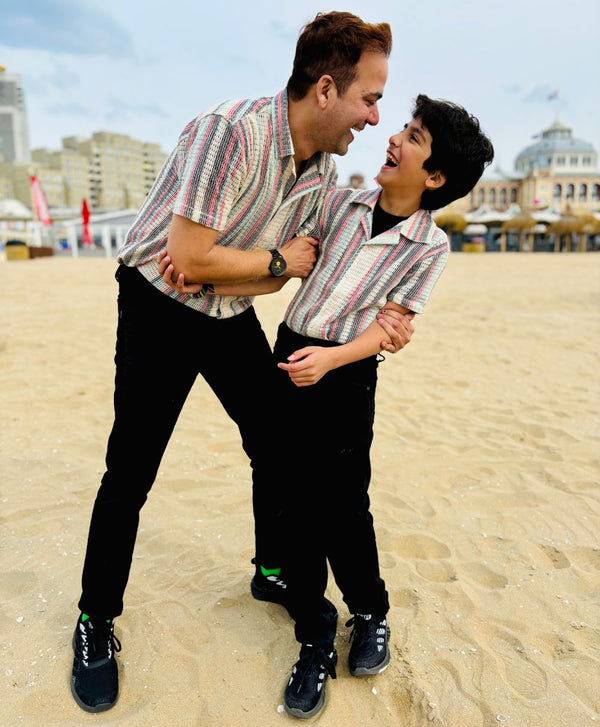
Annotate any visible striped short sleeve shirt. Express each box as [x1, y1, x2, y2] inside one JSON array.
[[118, 90, 337, 318], [284, 187, 450, 343]]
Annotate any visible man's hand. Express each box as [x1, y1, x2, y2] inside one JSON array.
[[280, 237, 319, 278], [157, 250, 204, 294], [376, 309, 415, 353], [278, 346, 335, 387]]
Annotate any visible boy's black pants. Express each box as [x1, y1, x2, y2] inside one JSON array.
[[273, 324, 389, 648], [79, 265, 283, 618]]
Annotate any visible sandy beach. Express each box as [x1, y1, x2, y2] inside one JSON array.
[[1, 252, 599, 727]]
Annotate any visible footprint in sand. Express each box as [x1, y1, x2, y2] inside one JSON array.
[[567, 546, 600, 572], [414, 560, 457, 583], [392, 534, 455, 583], [490, 633, 548, 700], [393, 534, 451, 560], [539, 544, 571, 569], [460, 562, 508, 589]]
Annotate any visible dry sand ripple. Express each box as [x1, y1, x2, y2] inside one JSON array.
[[1, 253, 599, 726]]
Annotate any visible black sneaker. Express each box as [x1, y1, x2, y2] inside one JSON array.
[[346, 614, 391, 676], [250, 570, 289, 609], [71, 615, 122, 712], [284, 643, 337, 719]]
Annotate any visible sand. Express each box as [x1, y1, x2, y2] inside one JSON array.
[[1, 252, 599, 727]]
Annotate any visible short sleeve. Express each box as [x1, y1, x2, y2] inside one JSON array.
[[389, 249, 449, 314], [173, 114, 246, 231]]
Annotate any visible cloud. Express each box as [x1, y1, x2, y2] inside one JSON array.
[[0, 0, 135, 58], [104, 99, 169, 121], [523, 85, 560, 104], [43, 101, 94, 118]]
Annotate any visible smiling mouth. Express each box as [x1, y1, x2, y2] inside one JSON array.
[[384, 151, 399, 168]]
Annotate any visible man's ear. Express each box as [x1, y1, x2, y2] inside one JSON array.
[[426, 170, 446, 190], [315, 75, 336, 109]]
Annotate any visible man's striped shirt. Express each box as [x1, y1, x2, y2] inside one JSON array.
[[118, 90, 337, 318], [284, 187, 450, 343]]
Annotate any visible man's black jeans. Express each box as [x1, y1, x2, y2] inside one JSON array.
[[79, 265, 283, 618]]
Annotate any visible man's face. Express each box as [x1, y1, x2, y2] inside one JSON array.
[[319, 51, 388, 156], [376, 117, 437, 192]]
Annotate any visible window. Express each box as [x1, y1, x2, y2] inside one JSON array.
[[566, 184, 574, 200], [578, 184, 587, 202], [499, 188, 507, 206], [556, 156, 565, 165], [477, 188, 484, 205], [592, 184, 600, 202], [553, 184, 562, 201], [570, 156, 578, 166], [582, 157, 592, 166], [489, 188, 496, 204], [510, 188, 518, 203]]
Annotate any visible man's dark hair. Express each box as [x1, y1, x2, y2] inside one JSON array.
[[287, 11, 392, 101], [415, 94, 494, 210]]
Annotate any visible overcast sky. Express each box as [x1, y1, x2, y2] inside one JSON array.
[[1, 0, 599, 186]]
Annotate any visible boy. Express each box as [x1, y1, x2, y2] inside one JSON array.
[[160, 94, 494, 718]]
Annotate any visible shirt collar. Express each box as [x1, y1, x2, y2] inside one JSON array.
[[272, 90, 294, 159], [352, 187, 438, 245], [272, 89, 334, 181]]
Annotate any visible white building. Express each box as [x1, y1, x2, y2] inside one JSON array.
[[0, 68, 30, 164]]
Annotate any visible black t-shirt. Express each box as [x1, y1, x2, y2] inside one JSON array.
[[371, 200, 407, 238]]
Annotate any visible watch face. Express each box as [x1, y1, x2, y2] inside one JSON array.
[[270, 253, 287, 277]]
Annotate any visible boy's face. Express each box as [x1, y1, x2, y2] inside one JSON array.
[[317, 51, 388, 156], [376, 116, 439, 193]]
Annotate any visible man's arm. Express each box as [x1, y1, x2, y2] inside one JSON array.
[[167, 214, 272, 285], [278, 302, 414, 387], [165, 216, 319, 290]]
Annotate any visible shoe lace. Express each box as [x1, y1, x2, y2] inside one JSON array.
[[294, 645, 337, 688], [81, 620, 122, 665], [346, 614, 380, 646]]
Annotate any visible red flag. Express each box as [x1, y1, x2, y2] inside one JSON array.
[[81, 198, 93, 248], [30, 176, 52, 226]]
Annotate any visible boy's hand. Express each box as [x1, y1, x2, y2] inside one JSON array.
[[278, 346, 334, 387], [376, 309, 415, 353], [157, 250, 204, 294], [280, 237, 319, 278]]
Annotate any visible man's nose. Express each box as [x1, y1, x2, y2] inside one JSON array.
[[367, 103, 380, 126]]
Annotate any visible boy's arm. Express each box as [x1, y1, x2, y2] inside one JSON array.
[[278, 302, 414, 387]]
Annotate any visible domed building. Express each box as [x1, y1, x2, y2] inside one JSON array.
[[464, 118, 599, 215]]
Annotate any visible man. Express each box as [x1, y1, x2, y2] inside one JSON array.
[[70, 11, 410, 714]]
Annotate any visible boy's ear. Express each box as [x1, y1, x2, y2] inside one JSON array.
[[315, 75, 337, 108], [425, 170, 446, 190]]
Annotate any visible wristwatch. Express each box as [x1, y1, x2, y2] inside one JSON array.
[[268, 249, 287, 277]]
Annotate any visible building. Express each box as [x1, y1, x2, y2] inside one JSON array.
[[458, 118, 599, 216], [0, 67, 30, 164], [63, 131, 166, 211], [0, 131, 167, 215]]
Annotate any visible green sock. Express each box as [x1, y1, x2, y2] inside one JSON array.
[[81, 613, 112, 624], [260, 565, 281, 577]]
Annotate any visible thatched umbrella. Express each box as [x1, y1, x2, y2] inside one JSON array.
[[501, 213, 536, 252], [575, 213, 600, 251], [547, 213, 585, 252], [433, 210, 467, 233]]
